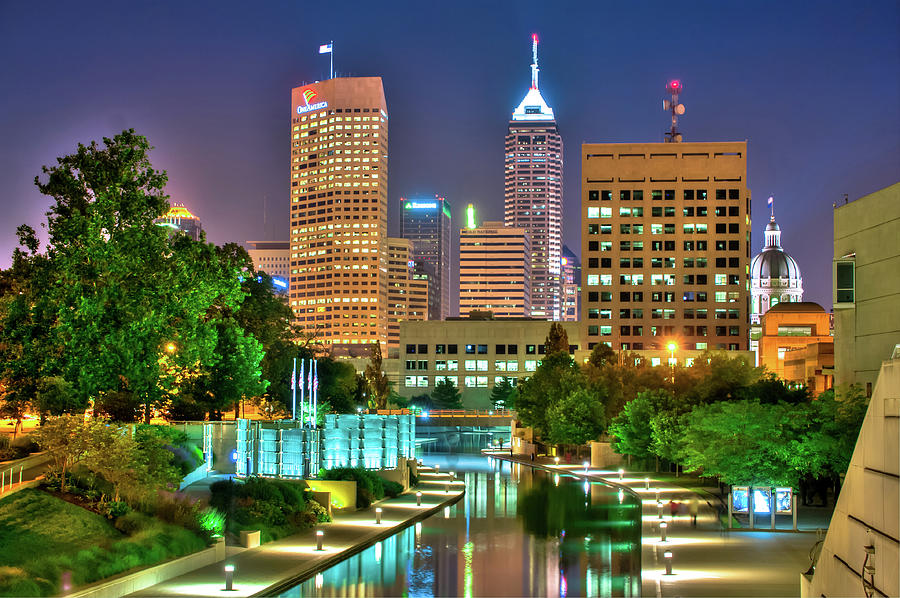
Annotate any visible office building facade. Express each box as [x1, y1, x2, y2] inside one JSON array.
[[580, 142, 751, 352], [504, 35, 563, 320], [289, 77, 389, 355], [833, 181, 900, 392], [156, 204, 203, 241], [399, 196, 452, 320], [387, 238, 429, 349], [459, 221, 532, 318], [246, 240, 290, 290], [561, 244, 581, 321]]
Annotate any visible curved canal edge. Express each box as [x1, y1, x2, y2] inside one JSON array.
[[124, 468, 464, 598], [252, 468, 466, 597]]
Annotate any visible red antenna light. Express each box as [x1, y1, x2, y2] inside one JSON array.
[[532, 33, 538, 42]]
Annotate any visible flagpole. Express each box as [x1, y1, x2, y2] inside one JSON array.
[[299, 359, 305, 427], [313, 359, 318, 427], [291, 357, 297, 420], [330, 40, 334, 79]]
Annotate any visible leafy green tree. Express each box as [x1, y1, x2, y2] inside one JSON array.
[[584, 352, 669, 422], [489, 378, 517, 410], [678, 399, 794, 485], [547, 387, 606, 445], [738, 373, 810, 405], [407, 393, 434, 411], [36, 376, 82, 417], [189, 320, 267, 420], [587, 343, 616, 368], [317, 357, 359, 414], [516, 352, 581, 438], [364, 343, 390, 410], [431, 379, 462, 410], [683, 351, 761, 405], [30, 415, 95, 492], [5, 130, 248, 424], [608, 392, 655, 459], [83, 423, 140, 502], [544, 322, 570, 356], [94, 390, 142, 422]]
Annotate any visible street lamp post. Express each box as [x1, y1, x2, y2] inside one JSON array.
[[667, 342, 677, 386]]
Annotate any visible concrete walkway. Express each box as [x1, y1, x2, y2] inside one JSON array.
[[126, 468, 464, 598], [484, 452, 819, 598]]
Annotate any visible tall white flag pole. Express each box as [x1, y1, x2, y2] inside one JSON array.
[[330, 40, 334, 79], [291, 357, 297, 420], [299, 358, 305, 427]]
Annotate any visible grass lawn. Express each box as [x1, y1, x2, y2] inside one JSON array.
[[0, 489, 123, 568], [0, 489, 206, 597]]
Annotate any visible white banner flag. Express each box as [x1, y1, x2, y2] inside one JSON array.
[[319, 43, 332, 54]]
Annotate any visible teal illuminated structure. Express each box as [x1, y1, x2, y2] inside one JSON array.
[[231, 414, 415, 478]]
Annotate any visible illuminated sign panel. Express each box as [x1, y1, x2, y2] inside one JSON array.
[[404, 201, 437, 210], [731, 486, 749, 512], [297, 87, 328, 114], [775, 487, 793, 513]]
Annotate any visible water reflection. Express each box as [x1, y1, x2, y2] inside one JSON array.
[[278, 455, 640, 597]]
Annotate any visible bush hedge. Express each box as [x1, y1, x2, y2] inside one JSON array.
[[209, 477, 330, 544], [318, 467, 405, 508]]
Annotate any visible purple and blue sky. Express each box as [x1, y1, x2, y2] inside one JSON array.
[[1, 0, 898, 310]]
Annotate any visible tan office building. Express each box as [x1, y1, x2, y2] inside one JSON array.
[[757, 302, 833, 386], [289, 77, 389, 355], [580, 142, 751, 352], [246, 240, 290, 281], [833, 181, 900, 392], [386, 238, 429, 350], [459, 221, 532, 318]]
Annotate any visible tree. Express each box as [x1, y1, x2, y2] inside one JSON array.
[[189, 320, 267, 420], [738, 373, 810, 405], [30, 415, 95, 492], [5, 130, 247, 424], [544, 322, 570, 356], [489, 378, 517, 410], [608, 391, 657, 459], [83, 423, 140, 502], [95, 390, 142, 422], [547, 387, 606, 445], [316, 357, 359, 414], [407, 393, 434, 411], [678, 399, 794, 485], [583, 351, 670, 422], [364, 343, 390, 410], [432, 379, 462, 410], [35, 376, 82, 417], [683, 351, 762, 405], [516, 352, 581, 438], [587, 343, 616, 368]]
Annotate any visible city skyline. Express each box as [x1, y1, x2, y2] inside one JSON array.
[[1, 1, 899, 313]]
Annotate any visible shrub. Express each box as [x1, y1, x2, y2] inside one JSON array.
[[100, 500, 131, 518], [114, 511, 154, 535], [198, 507, 225, 538], [153, 493, 201, 532], [383, 480, 404, 498]]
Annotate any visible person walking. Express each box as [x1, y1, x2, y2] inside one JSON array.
[[689, 497, 699, 527], [669, 499, 679, 519]]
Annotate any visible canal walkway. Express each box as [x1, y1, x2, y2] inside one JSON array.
[[484, 451, 819, 598], [127, 467, 464, 598]]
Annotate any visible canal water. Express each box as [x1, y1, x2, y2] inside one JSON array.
[[278, 454, 641, 597]]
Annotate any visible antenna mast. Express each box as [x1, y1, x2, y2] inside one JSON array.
[[663, 79, 685, 142], [531, 34, 539, 90]]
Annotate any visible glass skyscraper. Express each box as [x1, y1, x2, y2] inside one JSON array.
[[399, 196, 451, 320]]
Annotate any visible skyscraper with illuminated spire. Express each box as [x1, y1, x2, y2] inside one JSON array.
[[504, 34, 563, 321]]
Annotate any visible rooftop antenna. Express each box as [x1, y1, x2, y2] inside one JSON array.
[[531, 34, 539, 90], [768, 195, 775, 221], [663, 79, 685, 142]]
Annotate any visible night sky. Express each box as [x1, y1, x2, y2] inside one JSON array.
[[1, 1, 898, 312]]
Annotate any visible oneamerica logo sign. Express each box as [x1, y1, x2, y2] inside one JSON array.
[[297, 101, 327, 114], [297, 88, 327, 114]]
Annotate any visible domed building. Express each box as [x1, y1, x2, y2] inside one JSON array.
[[750, 215, 803, 323]]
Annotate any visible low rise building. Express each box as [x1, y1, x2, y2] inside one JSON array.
[[783, 342, 834, 395], [758, 302, 833, 383], [397, 319, 581, 408]]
